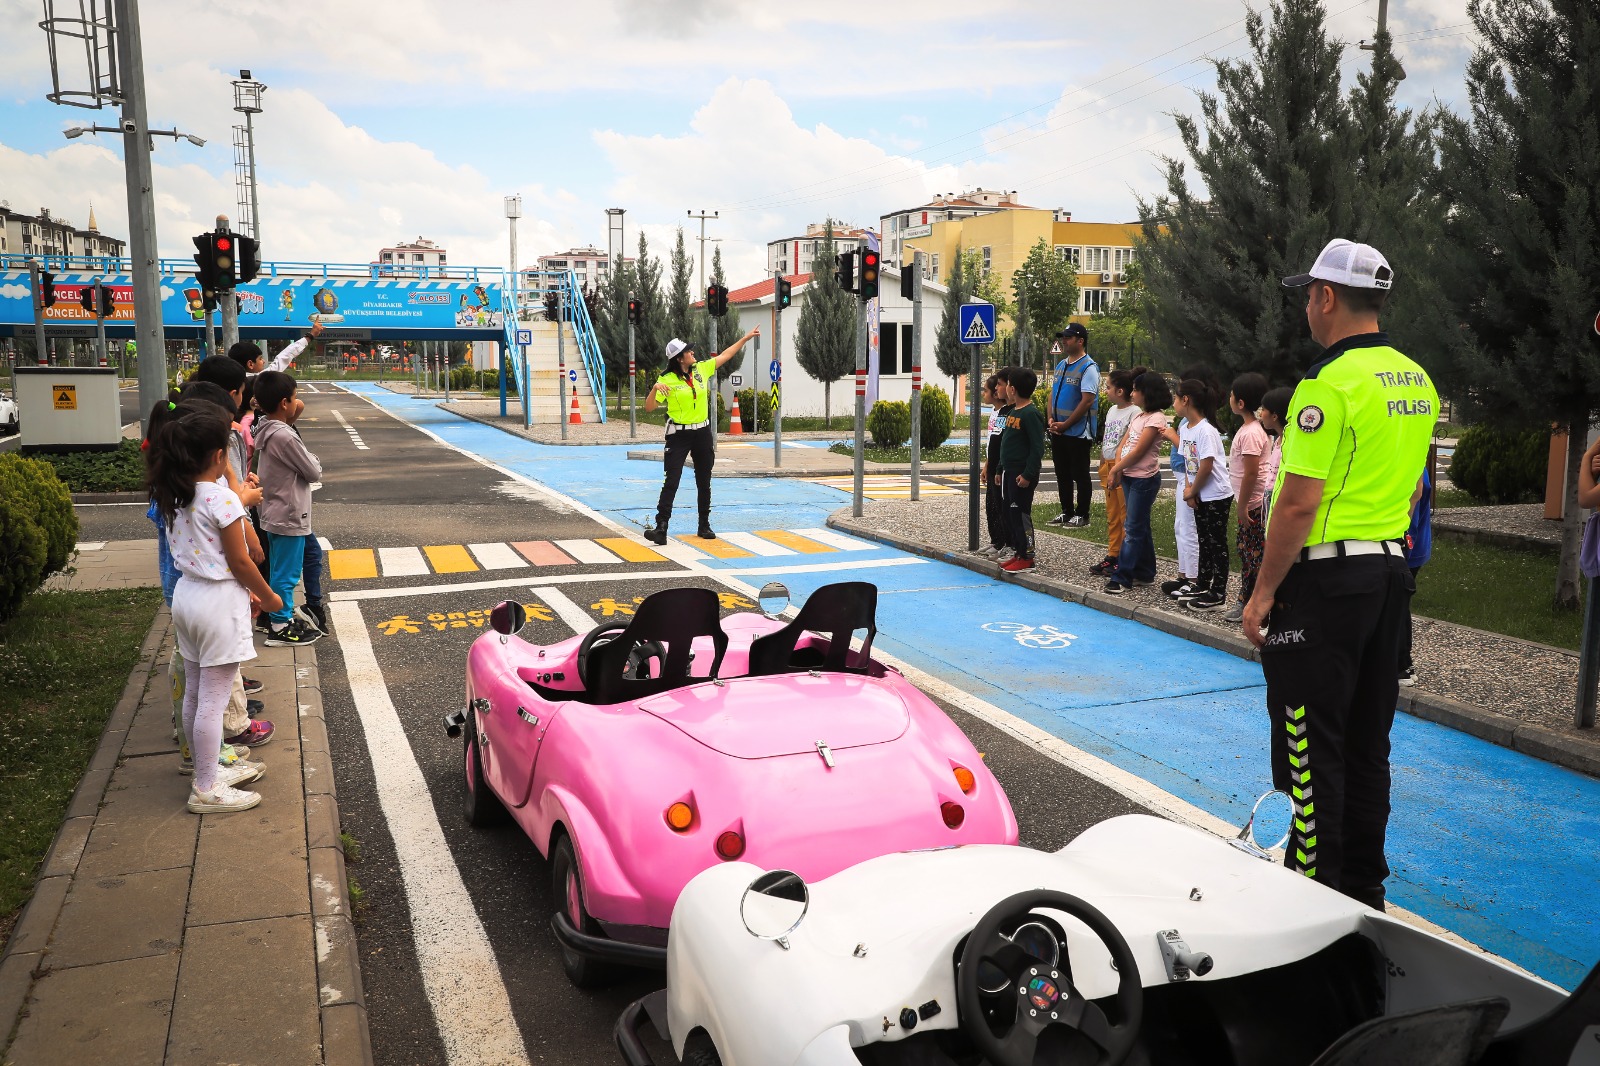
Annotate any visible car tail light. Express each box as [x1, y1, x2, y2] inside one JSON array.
[[941, 801, 965, 829], [953, 766, 976, 794], [715, 830, 745, 860], [665, 802, 694, 831]]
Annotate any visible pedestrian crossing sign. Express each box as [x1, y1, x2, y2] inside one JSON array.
[[959, 303, 995, 345]]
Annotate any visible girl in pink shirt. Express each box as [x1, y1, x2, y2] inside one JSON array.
[[1104, 372, 1174, 593]]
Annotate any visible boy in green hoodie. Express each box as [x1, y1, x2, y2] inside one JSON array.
[[996, 366, 1046, 573]]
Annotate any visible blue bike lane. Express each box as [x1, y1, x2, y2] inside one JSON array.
[[348, 385, 1598, 990]]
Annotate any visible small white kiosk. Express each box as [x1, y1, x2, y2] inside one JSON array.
[[13, 366, 122, 453]]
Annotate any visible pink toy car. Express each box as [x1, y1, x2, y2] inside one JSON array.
[[445, 581, 1019, 988]]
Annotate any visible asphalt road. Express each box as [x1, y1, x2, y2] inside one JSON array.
[[292, 387, 1149, 1066]]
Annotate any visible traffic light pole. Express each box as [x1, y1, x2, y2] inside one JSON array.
[[773, 291, 783, 469], [852, 276, 868, 518], [627, 292, 637, 439], [217, 217, 239, 353], [92, 276, 109, 367], [114, 0, 169, 426], [204, 306, 217, 362], [708, 315, 719, 461], [557, 285, 568, 441], [28, 261, 47, 365], [910, 251, 924, 502]]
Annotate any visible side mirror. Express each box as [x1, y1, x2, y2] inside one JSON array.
[[739, 869, 809, 950], [1229, 789, 1293, 862], [757, 581, 791, 619], [489, 600, 528, 637]]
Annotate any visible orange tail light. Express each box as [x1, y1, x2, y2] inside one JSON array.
[[953, 766, 977, 794], [665, 802, 694, 831]]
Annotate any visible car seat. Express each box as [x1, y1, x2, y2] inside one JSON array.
[[582, 587, 728, 704], [747, 581, 877, 676], [1308, 997, 1509, 1066], [1479, 955, 1600, 1065]]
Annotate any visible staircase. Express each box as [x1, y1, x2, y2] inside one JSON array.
[[517, 320, 601, 423]]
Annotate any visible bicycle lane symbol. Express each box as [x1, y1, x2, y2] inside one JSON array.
[[981, 622, 1078, 649]]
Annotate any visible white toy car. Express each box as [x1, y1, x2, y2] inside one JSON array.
[[616, 796, 1597, 1066], [0, 390, 17, 435]]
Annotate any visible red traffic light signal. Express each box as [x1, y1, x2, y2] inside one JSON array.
[[859, 248, 880, 302], [215, 236, 232, 252], [627, 298, 643, 325], [707, 282, 728, 318]]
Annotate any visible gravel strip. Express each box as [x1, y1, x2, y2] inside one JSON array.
[[849, 494, 1579, 732], [1434, 503, 1561, 547]]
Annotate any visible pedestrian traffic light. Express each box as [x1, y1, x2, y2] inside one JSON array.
[[859, 248, 880, 302], [212, 232, 238, 290], [97, 284, 116, 318], [544, 290, 559, 321], [78, 286, 96, 315], [900, 262, 916, 300], [38, 270, 56, 309], [237, 235, 261, 284], [627, 297, 643, 325], [835, 250, 855, 292], [774, 275, 792, 310], [707, 282, 728, 318]]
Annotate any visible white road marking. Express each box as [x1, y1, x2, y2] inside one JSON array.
[[790, 527, 875, 551], [650, 537, 709, 565], [331, 408, 370, 450], [528, 586, 596, 633], [720, 557, 928, 577], [719, 531, 796, 557], [328, 600, 532, 1066], [329, 568, 683, 603], [553, 538, 620, 565], [76, 541, 107, 552], [467, 542, 527, 570], [317, 536, 333, 551], [379, 546, 429, 577]]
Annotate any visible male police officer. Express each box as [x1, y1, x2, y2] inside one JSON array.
[[1242, 238, 1437, 911]]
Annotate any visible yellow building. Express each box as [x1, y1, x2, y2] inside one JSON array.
[[884, 190, 1141, 322]]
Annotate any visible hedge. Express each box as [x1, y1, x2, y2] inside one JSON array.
[[1448, 425, 1547, 504], [0, 453, 78, 622]]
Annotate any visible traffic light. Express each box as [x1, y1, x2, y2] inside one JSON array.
[[79, 286, 96, 315], [859, 248, 880, 302], [237, 235, 261, 284], [97, 285, 115, 318], [544, 290, 558, 321], [900, 262, 916, 300], [774, 275, 792, 310], [192, 233, 219, 291], [627, 297, 643, 325], [38, 271, 56, 309], [707, 282, 728, 318], [835, 250, 855, 292], [212, 232, 237, 290]]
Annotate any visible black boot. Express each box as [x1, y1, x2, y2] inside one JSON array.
[[643, 523, 667, 545], [697, 520, 716, 540]]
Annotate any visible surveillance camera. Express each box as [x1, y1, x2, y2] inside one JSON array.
[[121, 118, 137, 133]]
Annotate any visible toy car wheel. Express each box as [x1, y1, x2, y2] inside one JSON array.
[[551, 834, 618, 989], [462, 709, 508, 827], [681, 1032, 723, 1066]]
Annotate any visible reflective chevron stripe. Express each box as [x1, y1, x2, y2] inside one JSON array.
[[1286, 704, 1317, 879]]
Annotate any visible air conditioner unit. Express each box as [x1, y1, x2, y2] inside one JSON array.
[[1115, 272, 1127, 284], [1100, 271, 1113, 284]]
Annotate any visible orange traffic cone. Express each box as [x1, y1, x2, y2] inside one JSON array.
[[568, 382, 583, 425], [728, 392, 744, 434]]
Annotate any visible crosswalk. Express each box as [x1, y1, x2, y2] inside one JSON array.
[[803, 474, 964, 499], [325, 526, 876, 580]]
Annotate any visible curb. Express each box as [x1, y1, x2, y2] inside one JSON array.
[[827, 512, 1600, 782], [623, 450, 974, 478], [0, 603, 168, 1048], [69, 491, 145, 504], [1432, 519, 1559, 554]]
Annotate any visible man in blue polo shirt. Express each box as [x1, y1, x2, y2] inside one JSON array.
[[1044, 323, 1099, 528]]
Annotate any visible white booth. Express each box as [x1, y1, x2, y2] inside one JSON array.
[[13, 366, 122, 452]]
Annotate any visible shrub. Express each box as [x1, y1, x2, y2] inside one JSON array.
[[449, 365, 478, 391], [0, 490, 48, 624], [1448, 425, 1548, 504], [30, 439, 145, 493], [919, 384, 953, 446], [867, 400, 912, 448], [0, 454, 78, 575], [735, 389, 774, 430]]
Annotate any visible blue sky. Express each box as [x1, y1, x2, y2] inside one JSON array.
[[0, 0, 1480, 286]]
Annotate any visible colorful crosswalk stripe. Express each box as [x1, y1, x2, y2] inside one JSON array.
[[721, 531, 796, 557], [423, 545, 478, 574], [791, 527, 875, 551], [468, 543, 527, 570], [328, 548, 378, 580], [379, 546, 429, 577], [753, 529, 834, 554], [555, 539, 621, 565], [675, 534, 752, 559], [512, 541, 575, 566], [595, 537, 667, 563]]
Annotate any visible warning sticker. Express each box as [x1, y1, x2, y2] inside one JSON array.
[[53, 385, 77, 410]]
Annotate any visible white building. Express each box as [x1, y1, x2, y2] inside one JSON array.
[[376, 237, 447, 274], [717, 266, 951, 420], [765, 223, 877, 277], [533, 247, 619, 293]]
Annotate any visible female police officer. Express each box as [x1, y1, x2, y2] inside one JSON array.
[[643, 328, 759, 544]]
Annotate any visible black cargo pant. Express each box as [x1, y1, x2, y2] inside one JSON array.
[[1049, 434, 1093, 520], [1000, 470, 1037, 560], [1260, 551, 1414, 910], [655, 423, 714, 531]]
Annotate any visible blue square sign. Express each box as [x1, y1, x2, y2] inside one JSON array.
[[516, 329, 532, 346], [959, 302, 996, 345]]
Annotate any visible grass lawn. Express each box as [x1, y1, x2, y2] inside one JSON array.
[[829, 442, 970, 463], [1033, 496, 1582, 649], [0, 588, 163, 945]]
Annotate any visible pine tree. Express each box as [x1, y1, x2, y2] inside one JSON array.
[[668, 228, 694, 345], [934, 244, 972, 396], [794, 221, 857, 427], [592, 253, 634, 383], [634, 232, 667, 372], [1433, 0, 1600, 609]]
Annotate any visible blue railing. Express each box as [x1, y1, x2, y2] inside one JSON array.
[[0, 253, 503, 284], [515, 270, 607, 424]]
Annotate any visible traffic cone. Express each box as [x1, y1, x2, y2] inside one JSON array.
[[728, 392, 744, 434], [568, 382, 583, 425]]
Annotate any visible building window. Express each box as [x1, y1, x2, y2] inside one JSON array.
[[882, 320, 898, 373], [930, 254, 940, 281], [1055, 245, 1080, 267], [1113, 247, 1135, 272], [982, 246, 992, 274], [1082, 288, 1111, 314], [1083, 247, 1113, 273]]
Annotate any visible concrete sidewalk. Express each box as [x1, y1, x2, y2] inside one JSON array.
[[0, 594, 368, 1064]]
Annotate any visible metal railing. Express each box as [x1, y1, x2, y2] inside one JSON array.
[[0, 253, 504, 283], [517, 270, 607, 424]]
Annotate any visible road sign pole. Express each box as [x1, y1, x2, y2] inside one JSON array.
[[29, 261, 47, 365], [968, 330, 981, 552], [773, 293, 783, 469], [749, 336, 761, 436], [910, 251, 924, 502], [853, 259, 868, 518], [443, 339, 451, 403], [93, 276, 109, 367], [557, 284, 568, 440]]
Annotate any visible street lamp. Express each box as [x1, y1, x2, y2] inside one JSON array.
[[231, 69, 266, 240], [63, 124, 204, 147]]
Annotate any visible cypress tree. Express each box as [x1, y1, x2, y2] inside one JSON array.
[[934, 246, 972, 396], [667, 228, 694, 345], [794, 221, 857, 426]]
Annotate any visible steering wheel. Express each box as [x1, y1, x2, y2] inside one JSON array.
[[576, 623, 630, 688], [957, 890, 1143, 1066]]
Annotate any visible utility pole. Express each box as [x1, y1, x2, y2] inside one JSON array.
[[110, 0, 169, 424], [28, 261, 48, 365], [557, 282, 568, 441], [686, 209, 719, 295], [217, 214, 239, 352], [852, 239, 869, 518], [1359, 0, 1406, 80], [910, 250, 924, 500], [504, 194, 521, 419]]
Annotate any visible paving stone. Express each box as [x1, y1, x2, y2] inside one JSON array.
[[64, 765, 113, 819], [48, 866, 189, 970], [38, 817, 94, 879], [187, 776, 309, 926], [167, 915, 321, 1066], [6, 953, 178, 1066], [6, 876, 69, 956], [77, 788, 199, 878], [300, 712, 331, 754], [107, 750, 185, 794], [122, 691, 181, 758]]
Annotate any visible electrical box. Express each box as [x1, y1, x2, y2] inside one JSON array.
[[13, 366, 122, 452]]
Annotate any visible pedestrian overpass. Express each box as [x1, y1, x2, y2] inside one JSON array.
[[0, 256, 609, 422]]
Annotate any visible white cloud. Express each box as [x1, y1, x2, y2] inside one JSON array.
[[0, 284, 29, 299]]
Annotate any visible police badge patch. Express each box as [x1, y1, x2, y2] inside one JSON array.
[[1298, 405, 1324, 432]]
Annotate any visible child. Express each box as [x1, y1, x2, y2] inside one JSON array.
[[1399, 444, 1437, 686], [1163, 365, 1218, 600], [1225, 372, 1271, 623], [1257, 386, 1293, 524], [253, 371, 324, 647], [1169, 379, 1234, 610], [977, 374, 1013, 561], [1104, 372, 1173, 594], [1090, 367, 1143, 577], [996, 367, 1046, 573], [148, 402, 280, 813]]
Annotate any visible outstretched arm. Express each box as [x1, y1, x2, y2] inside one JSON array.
[[713, 328, 759, 371]]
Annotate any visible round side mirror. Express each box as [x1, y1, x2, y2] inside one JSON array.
[[1229, 789, 1293, 861], [757, 582, 791, 619], [489, 600, 528, 637], [739, 869, 809, 950]]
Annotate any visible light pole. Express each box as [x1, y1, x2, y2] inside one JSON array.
[[231, 70, 265, 241], [687, 208, 719, 295], [505, 194, 521, 419]]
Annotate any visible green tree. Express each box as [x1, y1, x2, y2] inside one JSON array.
[[694, 245, 745, 386], [1013, 238, 1079, 368], [794, 221, 857, 427], [1432, 0, 1600, 609], [960, 246, 1013, 318], [667, 227, 694, 344], [1090, 260, 1152, 368], [634, 232, 668, 372], [934, 244, 973, 395], [592, 253, 635, 382]]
